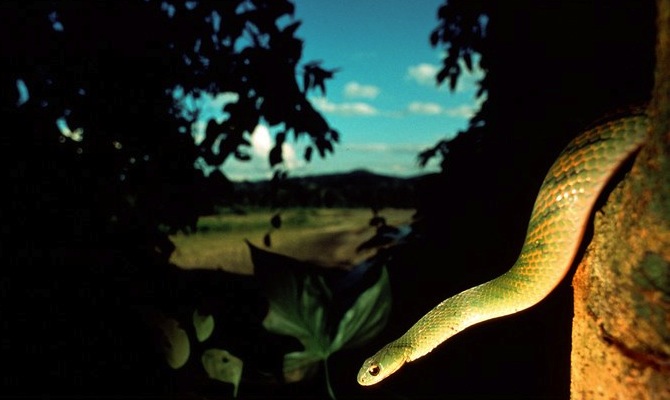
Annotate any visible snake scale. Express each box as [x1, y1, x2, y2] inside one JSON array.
[[357, 110, 649, 386]]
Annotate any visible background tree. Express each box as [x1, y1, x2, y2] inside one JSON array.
[[1, 0, 338, 395]]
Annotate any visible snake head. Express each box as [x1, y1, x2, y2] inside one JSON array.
[[357, 343, 410, 386]]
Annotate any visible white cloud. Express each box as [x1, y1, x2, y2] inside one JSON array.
[[250, 125, 272, 156], [407, 58, 485, 93], [251, 125, 299, 169], [344, 81, 380, 99], [310, 97, 379, 116], [345, 143, 391, 152], [343, 142, 427, 155], [407, 101, 478, 119], [282, 141, 299, 170], [407, 101, 443, 115], [407, 63, 440, 86], [217, 124, 302, 181], [444, 104, 478, 118]]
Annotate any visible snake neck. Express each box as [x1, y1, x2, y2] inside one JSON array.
[[401, 277, 526, 362]]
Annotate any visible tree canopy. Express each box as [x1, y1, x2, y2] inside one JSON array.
[[2, 0, 340, 254], [1, 0, 339, 394]]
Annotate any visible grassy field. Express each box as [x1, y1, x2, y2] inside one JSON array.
[[169, 207, 415, 275]]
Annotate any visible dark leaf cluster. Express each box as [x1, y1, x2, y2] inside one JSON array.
[[2, 0, 338, 236], [430, 0, 487, 93]]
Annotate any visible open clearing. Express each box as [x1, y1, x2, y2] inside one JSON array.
[[169, 208, 415, 275]]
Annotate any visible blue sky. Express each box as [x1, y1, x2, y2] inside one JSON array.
[[199, 0, 485, 180], [213, 0, 481, 180], [42, 1, 484, 181]]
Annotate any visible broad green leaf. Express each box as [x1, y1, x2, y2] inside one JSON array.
[[254, 242, 391, 383], [201, 348, 244, 397], [192, 309, 215, 343], [332, 268, 391, 350], [262, 273, 333, 382]]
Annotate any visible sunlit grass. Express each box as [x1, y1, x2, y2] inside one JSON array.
[[169, 207, 414, 275]]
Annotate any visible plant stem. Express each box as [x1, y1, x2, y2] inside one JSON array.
[[323, 358, 336, 400]]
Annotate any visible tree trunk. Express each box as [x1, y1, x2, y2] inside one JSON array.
[[571, 0, 670, 398]]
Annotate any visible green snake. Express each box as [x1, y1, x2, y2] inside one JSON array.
[[357, 110, 649, 386]]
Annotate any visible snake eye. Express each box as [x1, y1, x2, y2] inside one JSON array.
[[368, 364, 381, 376]]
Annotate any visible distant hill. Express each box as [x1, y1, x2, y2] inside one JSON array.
[[226, 169, 429, 209]]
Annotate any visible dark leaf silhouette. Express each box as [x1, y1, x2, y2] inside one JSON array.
[[275, 131, 286, 145], [463, 50, 473, 71], [269, 143, 283, 167], [430, 29, 440, 47], [436, 67, 449, 85], [356, 224, 403, 252], [272, 169, 289, 182], [330, 129, 340, 143], [234, 150, 251, 162], [270, 213, 282, 229], [417, 139, 449, 168], [303, 61, 339, 95], [449, 71, 459, 91], [369, 216, 386, 227], [282, 20, 302, 38]]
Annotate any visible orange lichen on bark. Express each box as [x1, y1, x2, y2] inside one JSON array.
[[571, 180, 670, 399]]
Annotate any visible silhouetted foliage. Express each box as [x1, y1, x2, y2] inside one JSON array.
[[3, 0, 338, 236], [413, 2, 655, 267], [1, 0, 338, 395], [431, 0, 487, 93], [270, 212, 282, 229], [303, 61, 340, 95]]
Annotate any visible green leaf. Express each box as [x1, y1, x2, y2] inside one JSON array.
[[156, 315, 190, 369], [253, 242, 391, 383], [262, 273, 332, 382], [201, 348, 244, 397], [332, 268, 391, 350], [193, 309, 215, 343]]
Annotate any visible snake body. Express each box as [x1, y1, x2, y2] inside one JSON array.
[[357, 111, 649, 386]]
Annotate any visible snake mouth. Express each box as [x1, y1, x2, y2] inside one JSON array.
[[357, 345, 410, 386], [357, 366, 386, 386], [356, 358, 379, 386]]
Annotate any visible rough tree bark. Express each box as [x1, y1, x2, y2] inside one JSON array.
[[571, 0, 670, 398]]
